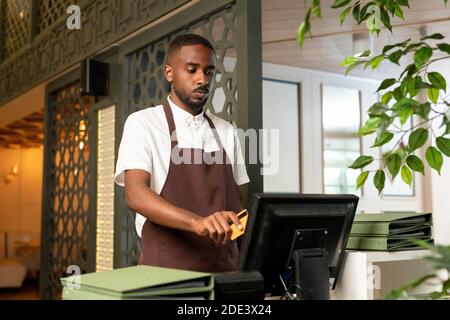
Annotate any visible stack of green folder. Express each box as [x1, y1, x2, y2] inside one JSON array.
[[347, 212, 433, 251], [60, 265, 214, 300]]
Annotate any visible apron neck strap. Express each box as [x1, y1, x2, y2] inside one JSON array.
[[163, 99, 177, 149]]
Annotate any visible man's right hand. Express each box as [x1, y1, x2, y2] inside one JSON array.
[[191, 211, 243, 244]]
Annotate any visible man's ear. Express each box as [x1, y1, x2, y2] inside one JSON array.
[[164, 64, 173, 83]]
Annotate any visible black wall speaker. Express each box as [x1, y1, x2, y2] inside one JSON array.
[[80, 59, 109, 96]]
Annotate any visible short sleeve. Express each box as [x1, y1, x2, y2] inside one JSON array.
[[233, 127, 250, 186], [114, 114, 152, 187]]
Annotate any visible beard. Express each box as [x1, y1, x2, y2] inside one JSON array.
[[173, 84, 208, 112]]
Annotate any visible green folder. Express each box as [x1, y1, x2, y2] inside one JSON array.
[[347, 235, 433, 251], [62, 287, 214, 300], [351, 212, 432, 235], [353, 212, 432, 224], [60, 265, 214, 300], [351, 223, 432, 236]]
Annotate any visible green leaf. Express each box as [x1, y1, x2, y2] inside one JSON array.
[[367, 14, 380, 35], [379, 7, 392, 32], [401, 165, 413, 186], [414, 47, 433, 69], [398, 63, 417, 80], [297, 9, 311, 48], [340, 56, 359, 66], [408, 128, 428, 151], [382, 39, 410, 55], [381, 91, 393, 104], [374, 170, 386, 194], [372, 131, 394, 147], [428, 72, 447, 92], [311, 0, 322, 18], [368, 102, 388, 115], [407, 76, 421, 98], [437, 43, 450, 54], [352, 3, 361, 23], [421, 33, 445, 40], [436, 136, 450, 157], [349, 155, 374, 169], [331, 0, 352, 9], [339, 7, 352, 25], [428, 87, 439, 103], [357, 50, 371, 58], [426, 146, 443, 174], [399, 105, 413, 125], [387, 153, 402, 179], [415, 102, 431, 120], [391, 97, 417, 113], [417, 81, 433, 89], [404, 42, 423, 53], [359, 2, 375, 22], [387, 50, 403, 65], [345, 61, 364, 75], [359, 117, 386, 135], [393, 86, 404, 101], [356, 171, 369, 190], [370, 55, 385, 70], [386, 0, 395, 13], [406, 155, 425, 175], [376, 78, 396, 92], [394, 3, 404, 20], [397, 0, 410, 7], [297, 21, 307, 47]]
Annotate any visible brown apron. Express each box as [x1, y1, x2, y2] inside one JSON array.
[[139, 100, 244, 272]]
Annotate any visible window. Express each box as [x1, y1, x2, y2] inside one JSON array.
[[322, 85, 361, 195], [262, 79, 300, 192]]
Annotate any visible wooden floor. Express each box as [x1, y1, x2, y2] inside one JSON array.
[[0, 279, 40, 300]]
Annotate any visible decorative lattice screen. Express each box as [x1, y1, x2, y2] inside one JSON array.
[[122, 4, 238, 265], [2, 0, 31, 59], [127, 5, 237, 122], [37, 0, 81, 33], [41, 82, 94, 299]]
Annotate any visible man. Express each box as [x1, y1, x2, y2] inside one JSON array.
[[114, 34, 249, 272]]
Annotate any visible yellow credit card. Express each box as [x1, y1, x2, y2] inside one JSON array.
[[229, 209, 249, 240]]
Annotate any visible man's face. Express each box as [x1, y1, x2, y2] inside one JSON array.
[[164, 44, 216, 112]]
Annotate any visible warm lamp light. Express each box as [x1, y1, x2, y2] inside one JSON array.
[[3, 164, 19, 185]]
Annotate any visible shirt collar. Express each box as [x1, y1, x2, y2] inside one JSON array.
[[167, 96, 205, 128]]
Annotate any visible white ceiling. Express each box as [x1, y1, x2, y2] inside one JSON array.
[[262, 0, 450, 78]]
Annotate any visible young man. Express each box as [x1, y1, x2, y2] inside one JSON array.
[[114, 34, 249, 272]]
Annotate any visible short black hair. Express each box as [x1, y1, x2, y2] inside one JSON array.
[[167, 34, 215, 62]]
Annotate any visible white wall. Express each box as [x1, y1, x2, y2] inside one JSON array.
[[428, 58, 450, 245], [0, 147, 43, 234]]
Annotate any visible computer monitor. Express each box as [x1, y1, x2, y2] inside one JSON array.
[[238, 193, 358, 300]]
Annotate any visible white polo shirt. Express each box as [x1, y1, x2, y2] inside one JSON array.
[[114, 96, 250, 237]]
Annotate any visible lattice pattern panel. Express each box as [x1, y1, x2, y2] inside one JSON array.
[[41, 82, 94, 299], [96, 105, 115, 272], [37, 0, 81, 33], [123, 4, 238, 263], [2, 0, 31, 59], [127, 4, 238, 123], [0, 0, 190, 106]]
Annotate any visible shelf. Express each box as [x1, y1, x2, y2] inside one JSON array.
[[345, 250, 431, 263]]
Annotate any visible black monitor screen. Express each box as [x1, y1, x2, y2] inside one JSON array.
[[238, 193, 358, 298]]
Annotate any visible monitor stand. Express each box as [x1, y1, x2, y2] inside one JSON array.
[[286, 229, 330, 300]]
